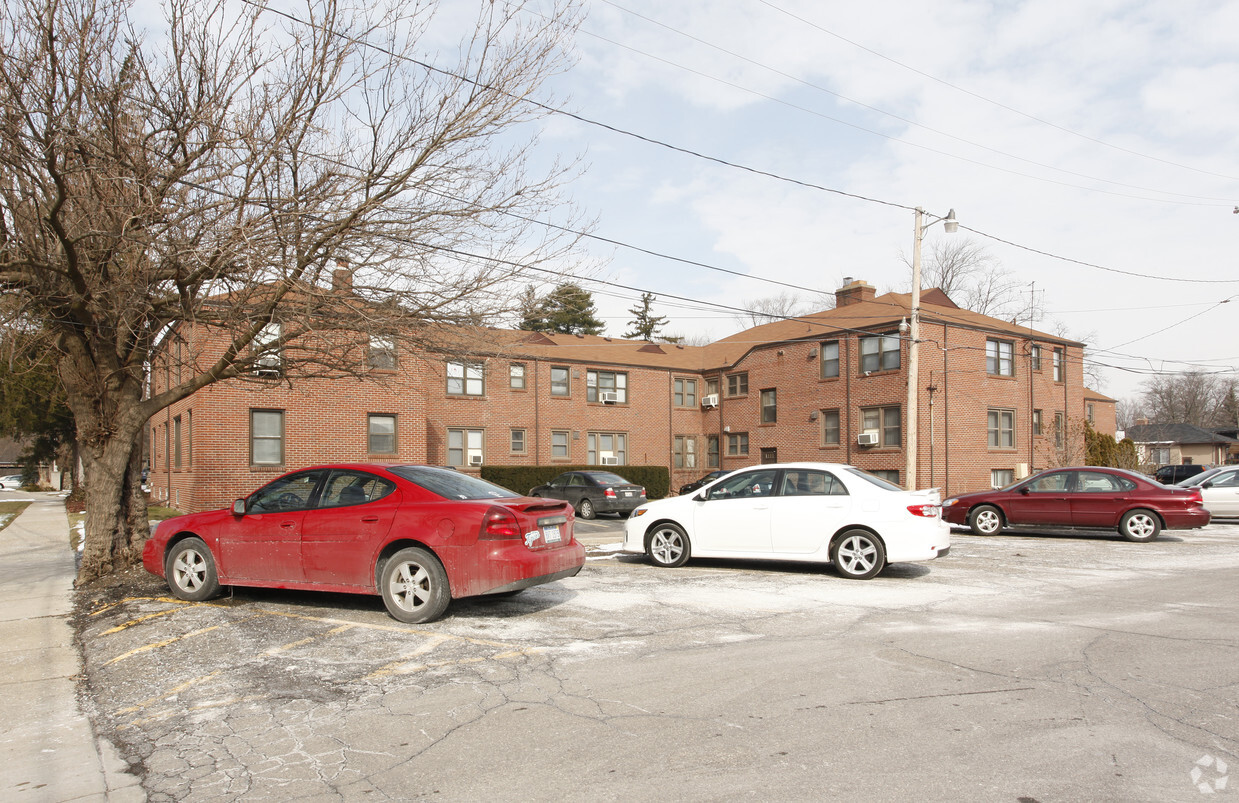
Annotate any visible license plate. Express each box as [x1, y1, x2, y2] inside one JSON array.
[[623, 491, 632, 497], [542, 524, 561, 543]]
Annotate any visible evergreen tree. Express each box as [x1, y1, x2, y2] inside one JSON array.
[[522, 283, 605, 335], [623, 292, 670, 341]]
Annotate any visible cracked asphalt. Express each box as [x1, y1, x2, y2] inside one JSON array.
[[76, 519, 1239, 801]]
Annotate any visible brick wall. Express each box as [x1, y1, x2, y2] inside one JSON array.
[[149, 306, 1090, 511]]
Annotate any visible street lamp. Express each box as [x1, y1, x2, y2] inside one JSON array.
[[906, 207, 957, 489]]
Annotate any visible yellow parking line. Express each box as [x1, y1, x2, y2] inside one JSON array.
[[115, 671, 223, 716], [101, 606, 192, 634], [266, 623, 355, 655], [101, 614, 265, 666], [368, 645, 544, 678]]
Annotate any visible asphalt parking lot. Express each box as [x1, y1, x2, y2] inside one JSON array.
[[77, 517, 1239, 801]]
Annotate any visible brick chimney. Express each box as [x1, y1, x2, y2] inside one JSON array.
[[1135, 417, 1149, 427], [835, 279, 876, 307], [332, 258, 353, 293]]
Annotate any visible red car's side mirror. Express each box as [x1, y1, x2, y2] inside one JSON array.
[[1019, 487, 1031, 496], [231, 499, 247, 516]]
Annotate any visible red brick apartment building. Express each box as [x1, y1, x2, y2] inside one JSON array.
[[148, 279, 1112, 513]]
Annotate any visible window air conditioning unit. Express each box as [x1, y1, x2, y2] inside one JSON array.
[[253, 355, 281, 377], [600, 456, 620, 465], [701, 394, 719, 408], [857, 432, 879, 446], [600, 391, 620, 404], [1015, 462, 1030, 479], [468, 454, 484, 466]]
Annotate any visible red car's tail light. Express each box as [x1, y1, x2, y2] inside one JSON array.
[[907, 504, 941, 518], [480, 507, 522, 540], [604, 488, 618, 498]]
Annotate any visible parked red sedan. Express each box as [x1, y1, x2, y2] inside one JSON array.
[[941, 466, 1210, 542], [142, 465, 585, 623]]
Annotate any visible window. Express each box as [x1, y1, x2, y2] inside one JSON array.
[[674, 436, 697, 469], [1054, 412, 1065, 448], [870, 469, 900, 485], [760, 447, 778, 464], [510, 428, 527, 454], [1027, 471, 1070, 492], [250, 409, 284, 465], [727, 432, 749, 456], [1033, 409, 1043, 436], [862, 406, 901, 448], [860, 334, 900, 373], [587, 370, 627, 403], [509, 363, 526, 390], [1053, 348, 1065, 382], [447, 360, 484, 396], [707, 435, 720, 468], [710, 469, 776, 499], [369, 336, 397, 370], [1149, 447, 1170, 464], [986, 339, 1014, 377], [706, 378, 720, 398], [1087, 403, 1095, 424], [550, 366, 570, 396], [1078, 471, 1136, 493], [1030, 344, 1042, 371], [760, 389, 777, 423], [726, 372, 748, 397], [780, 469, 847, 496], [673, 378, 698, 407], [173, 415, 183, 469], [368, 414, 396, 454], [988, 409, 1015, 449], [821, 409, 841, 446], [446, 428, 484, 467], [320, 470, 397, 508], [253, 323, 282, 374], [992, 469, 1015, 488], [551, 430, 570, 459], [186, 411, 192, 468], [820, 341, 839, 379], [587, 432, 627, 464], [249, 470, 323, 513]]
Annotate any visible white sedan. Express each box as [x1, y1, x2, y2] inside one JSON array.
[[1178, 466, 1239, 517], [0, 474, 23, 490], [623, 463, 950, 579]]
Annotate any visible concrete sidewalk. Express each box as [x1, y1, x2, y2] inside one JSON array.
[[0, 493, 144, 802]]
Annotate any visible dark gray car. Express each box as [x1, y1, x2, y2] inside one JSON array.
[[529, 471, 647, 519]]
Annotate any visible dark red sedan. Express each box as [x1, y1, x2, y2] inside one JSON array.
[[941, 466, 1210, 542], [142, 465, 585, 623]]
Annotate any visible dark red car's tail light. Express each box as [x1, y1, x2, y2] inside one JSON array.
[[480, 506, 522, 540]]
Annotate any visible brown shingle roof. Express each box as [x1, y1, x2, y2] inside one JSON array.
[[449, 288, 1082, 374]]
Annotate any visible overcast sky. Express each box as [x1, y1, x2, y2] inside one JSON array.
[[509, 0, 1239, 404]]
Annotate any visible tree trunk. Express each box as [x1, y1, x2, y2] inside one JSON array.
[[73, 409, 150, 585]]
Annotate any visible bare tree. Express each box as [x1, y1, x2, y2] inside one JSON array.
[[735, 292, 807, 328], [1115, 398, 1145, 431], [0, 0, 584, 583], [1140, 372, 1236, 427], [910, 238, 1043, 324]]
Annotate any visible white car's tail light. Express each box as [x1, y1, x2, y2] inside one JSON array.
[[906, 504, 941, 518]]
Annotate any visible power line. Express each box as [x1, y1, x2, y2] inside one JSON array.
[[756, 0, 1239, 184], [239, 0, 1239, 301], [591, 0, 1236, 207]]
